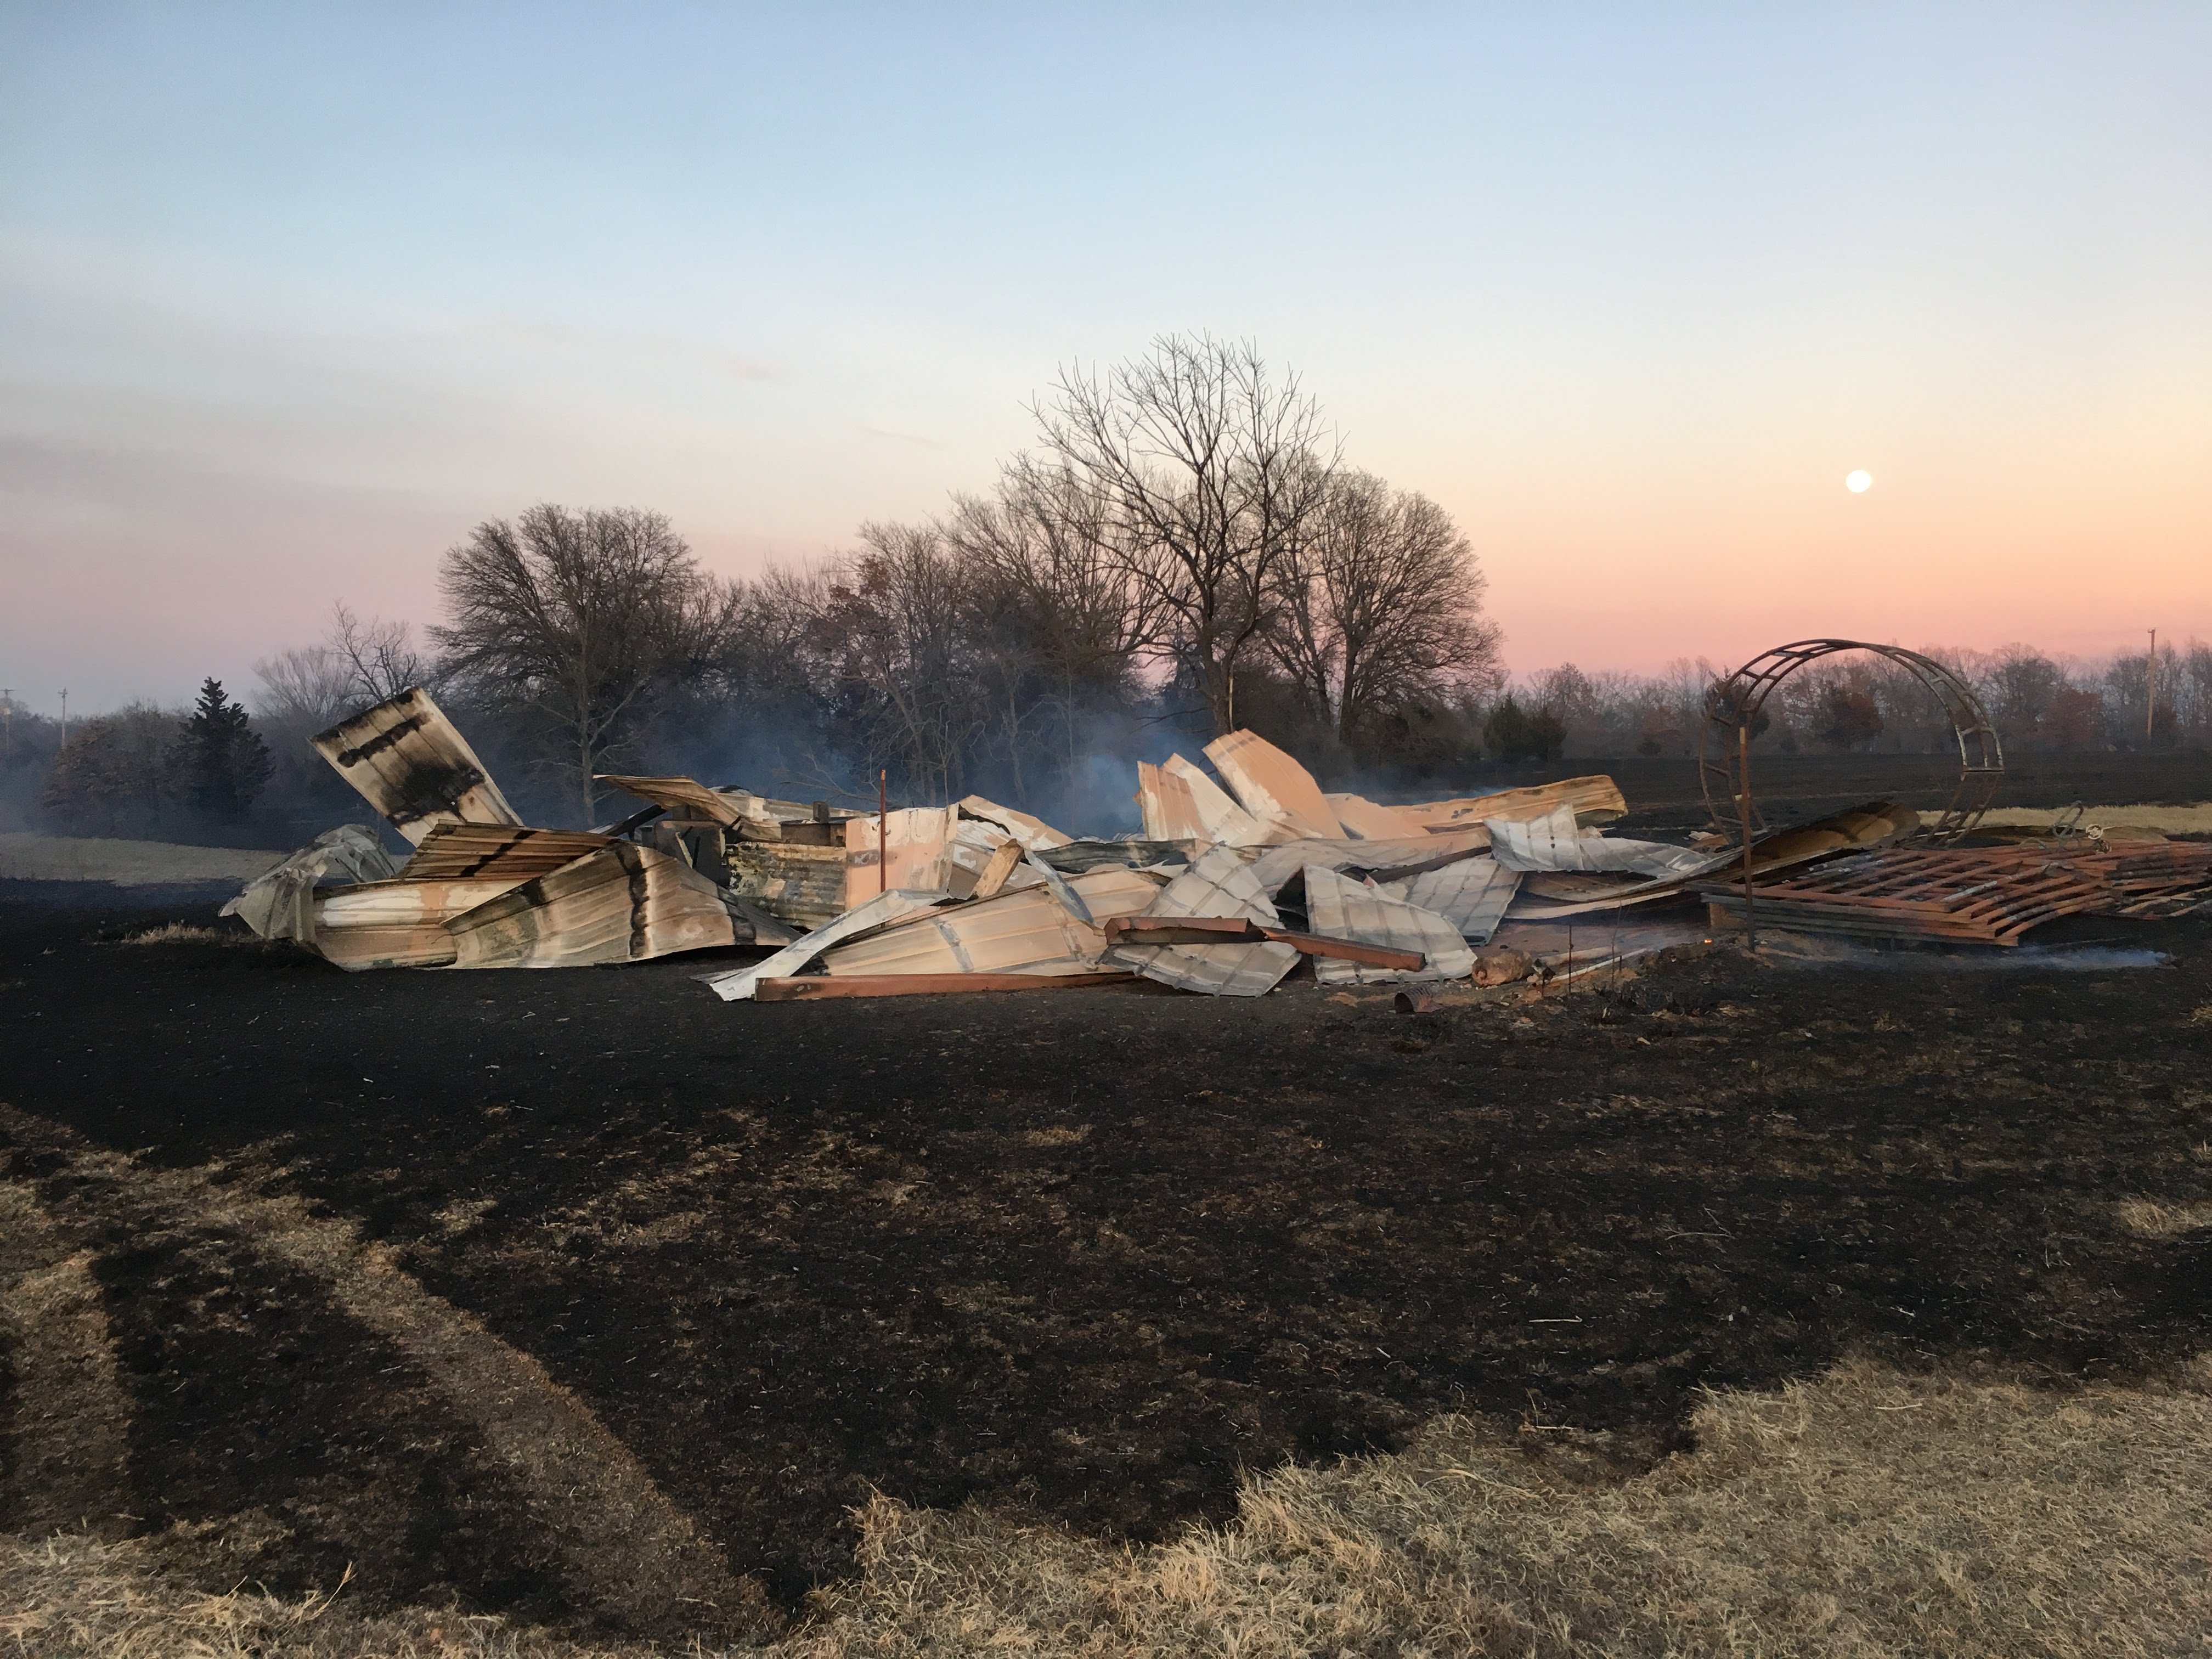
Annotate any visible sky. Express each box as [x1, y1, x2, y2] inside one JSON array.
[[2, 2, 2208, 714]]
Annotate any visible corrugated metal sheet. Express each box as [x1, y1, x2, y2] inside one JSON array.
[[1702, 840, 2212, 945], [1486, 805, 1718, 878], [447, 844, 738, 969], [1204, 730, 1346, 840], [1136, 760, 1199, 842], [1245, 827, 1494, 895], [1378, 856, 1522, 944], [1301, 865, 1474, 985], [725, 839, 849, 930], [1402, 776, 1627, 832], [957, 795, 1071, 850], [309, 876, 530, 970], [397, 824, 613, 881], [594, 774, 747, 827], [1105, 847, 1298, 997], [1324, 793, 1429, 838], [221, 825, 397, 941], [312, 687, 522, 845], [697, 888, 955, 1001], [844, 806, 961, 911], [820, 867, 1164, 978], [1164, 754, 1275, 846], [1034, 839, 1195, 874]]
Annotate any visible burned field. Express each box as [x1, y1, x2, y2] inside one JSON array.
[[4, 889, 2210, 1638]]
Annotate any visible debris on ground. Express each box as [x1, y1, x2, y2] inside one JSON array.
[[218, 687, 2212, 989]]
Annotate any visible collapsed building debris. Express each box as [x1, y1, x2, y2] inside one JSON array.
[[222, 685, 2207, 992], [1703, 839, 2212, 946], [311, 687, 521, 844]]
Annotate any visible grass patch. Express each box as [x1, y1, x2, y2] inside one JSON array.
[[2118, 1196, 2212, 1238], [8, 1357, 2207, 1657], [0, 1534, 683, 1658], [781, 1356, 2212, 1658], [119, 923, 255, 946]]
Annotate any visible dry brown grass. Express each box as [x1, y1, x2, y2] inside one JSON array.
[[5, 1355, 2209, 1656], [118, 922, 255, 946], [781, 1356, 2212, 1658], [2117, 1196, 2212, 1238], [0, 1532, 702, 1659]]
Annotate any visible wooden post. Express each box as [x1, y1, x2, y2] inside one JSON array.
[[1738, 721, 1757, 950], [878, 769, 888, 894], [2148, 629, 2157, 740]]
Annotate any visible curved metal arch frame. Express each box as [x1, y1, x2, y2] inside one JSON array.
[[1699, 640, 2004, 843]]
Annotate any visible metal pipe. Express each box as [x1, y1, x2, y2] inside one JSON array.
[[1738, 721, 1757, 950], [878, 769, 888, 894]]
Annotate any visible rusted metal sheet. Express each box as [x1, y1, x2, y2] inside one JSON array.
[[820, 867, 1163, 978], [697, 888, 953, 1001], [221, 825, 398, 941], [1301, 865, 1474, 985], [594, 774, 747, 828], [1699, 847, 2108, 945], [397, 823, 614, 881], [1205, 730, 1346, 841], [1103, 913, 1424, 970], [1324, 793, 1430, 838], [757, 972, 1139, 1001], [725, 838, 849, 930], [447, 843, 738, 969], [1401, 776, 1627, 832], [308, 876, 531, 970], [1105, 846, 1299, 997], [1378, 855, 1522, 944], [312, 687, 522, 845], [844, 806, 960, 910]]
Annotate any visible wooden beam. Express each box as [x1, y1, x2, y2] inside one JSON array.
[[1103, 915, 1425, 970]]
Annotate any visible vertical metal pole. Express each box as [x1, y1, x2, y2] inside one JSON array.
[[58, 688, 67, 749], [877, 769, 888, 894], [1737, 721, 1757, 950]]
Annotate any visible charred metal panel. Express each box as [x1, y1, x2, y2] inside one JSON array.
[[312, 688, 522, 845]]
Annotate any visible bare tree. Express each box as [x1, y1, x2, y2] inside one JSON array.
[[1265, 470, 1504, 747], [945, 456, 1156, 782], [815, 523, 984, 802], [327, 602, 432, 704], [250, 645, 358, 736], [432, 504, 732, 822], [1030, 334, 1335, 734]]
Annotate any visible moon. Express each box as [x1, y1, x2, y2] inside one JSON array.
[[1845, 470, 1872, 493]]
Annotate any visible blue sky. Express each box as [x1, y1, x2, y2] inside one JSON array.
[[3, 3, 2207, 710]]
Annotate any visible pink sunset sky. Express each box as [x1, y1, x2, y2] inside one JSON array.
[[3, 4, 2207, 714]]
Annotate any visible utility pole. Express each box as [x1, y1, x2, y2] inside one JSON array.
[[2, 688, 12, 762], [2147, 629, 2157, 740], [58, 688, 67, 749]]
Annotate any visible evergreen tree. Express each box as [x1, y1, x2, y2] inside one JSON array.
[[177, 678, 272, 821]]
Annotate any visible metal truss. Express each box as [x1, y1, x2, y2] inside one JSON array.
[[1699, 640, 2004, 844]]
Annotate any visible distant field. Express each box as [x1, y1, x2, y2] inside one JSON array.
[[1435, 752, 2211, 831], [0, 833, 287, 885]]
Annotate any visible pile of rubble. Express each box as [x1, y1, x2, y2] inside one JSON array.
[[223, 686, 2212, 997]]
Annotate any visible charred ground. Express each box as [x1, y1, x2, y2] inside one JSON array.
[[3, 872, 2210, 1632]]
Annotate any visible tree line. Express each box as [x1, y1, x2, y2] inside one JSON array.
[[10, 334, 2207, 839]]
